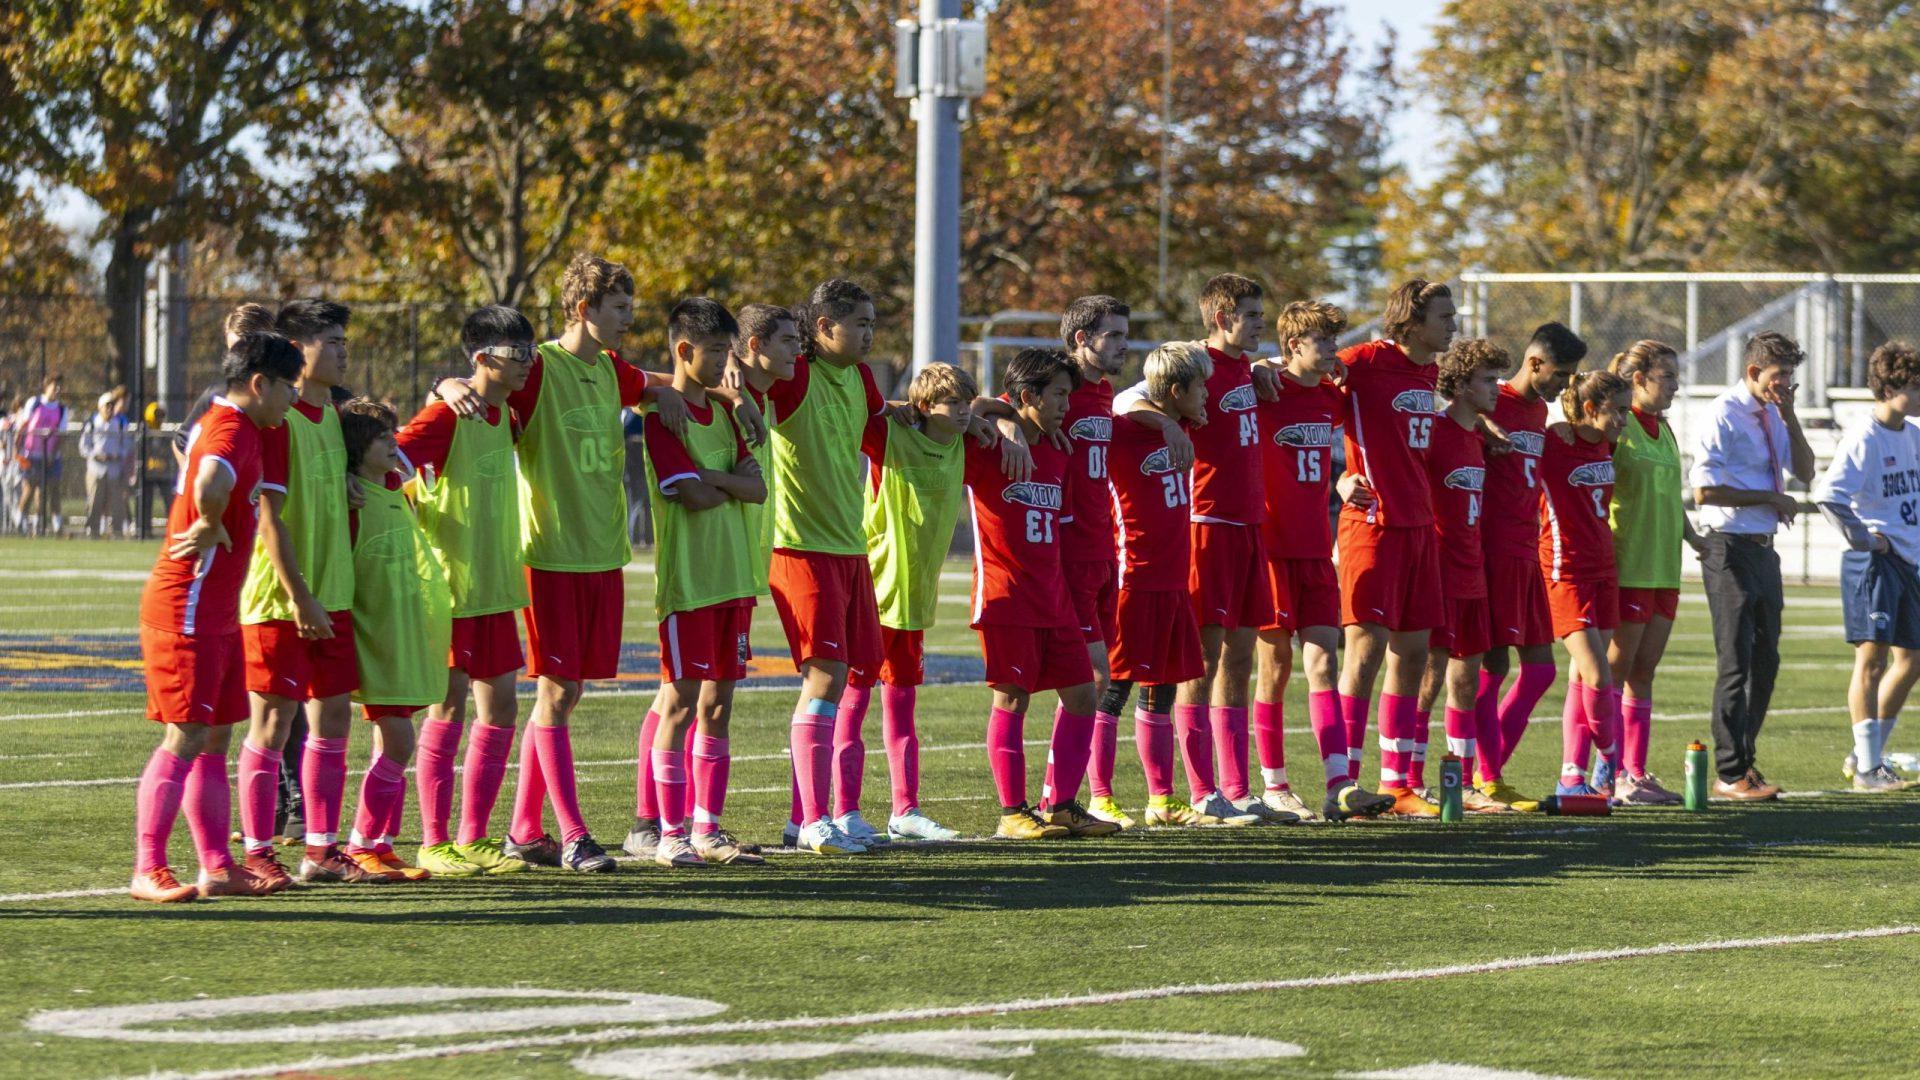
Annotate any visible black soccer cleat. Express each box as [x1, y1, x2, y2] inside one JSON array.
[[1322, 782, 1395, 821]]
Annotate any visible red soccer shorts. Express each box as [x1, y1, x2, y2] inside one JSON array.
[[1065, 558, 1119, 643], [977, 622, 1095, 693], [450, 611, 525, 681], [243, 610, 358, 700], [1619, 587, 1680, 624], [1547, 576, 1620, 638], [362, 703, 421, 722], [1189, 521, 1274, 631], [1108, 588, 1204, 686], [523, 567, 624, 682], [1337, 519, 1443, 632], [1485, 553, 1554, 648], [769, 548, 883, 682], [852, 627, 926, 689], [141, 626, 247, 726], [1264, 556, 1339, 633], [1435, 595, 1492, 660], [659, 601, 753, 683]]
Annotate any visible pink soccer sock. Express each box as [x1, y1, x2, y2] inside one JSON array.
[[986, 706, 1028, 808], [652, 747, 688, 835], [1473, 671, 1505, 784], [377, 750, 410, 849], [691, 735, 730, 835], [1041, 707, 1096, 809], [1308, 690, 1348, 792], [237, 741, 282, 852], [1173, 703, 1216, 801], [1088, 710, 1120, 799], [531, 725, 589, 844], [881, 684, 920, 816], [1253, 700, 1288, 791], [458, 722, 515, 845], [415, 718, 462, 847], [1560, 679, 1591, 780], [1582, 683, 1620, 767], [1134, 709, 1176, 796], [636, 709, 662, 819], [1622, 694, 1653, 778], [349, 755, 406, 854], [1339, 693, 1371, 783], [301, 736, 349, 844], [1444, 706, 1477, 787], [183, 752, 235, 872], [833, 685, 871, 818], [134, 747, 192, 874], [509, 724, 547, 843], [1377, 693, 1416, 788], [1409, 708, 1432, 789], [790, 700, 835, 823], [1498, 662, 1558, 772], [1211, 705, 1252, 801]]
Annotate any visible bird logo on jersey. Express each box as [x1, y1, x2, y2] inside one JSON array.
[[1507, 430, 1545, 457], [1139, 447, 1179, 475], [1068, 416, 1112, 443], [1390, 389, 1436, 415], [1000, 481, 1063, 510], [1568, 461, 1616, 487], [1219, 384, 1258, 413], [1442, 466, 1485, 492], [1274, 422, 1335, 449]]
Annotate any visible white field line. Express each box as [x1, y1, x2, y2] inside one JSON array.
[[0, 709, 143, 722], [0, 887, 123, 903], [0, 568, 151, 581], [127, 924, 1920, 1080]]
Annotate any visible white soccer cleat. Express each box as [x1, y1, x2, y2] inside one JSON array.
[[833, 810, 890, 846], [795, 818, 859, 855], [1191, 792, 1260, 826], [1259, 788, 1320, 822], [888, 808, 961, 841], [1230, 794, 1296, 824]]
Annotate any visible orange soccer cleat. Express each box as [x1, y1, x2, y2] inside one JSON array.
[[130, 867, 199, 904]]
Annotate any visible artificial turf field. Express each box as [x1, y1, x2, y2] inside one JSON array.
[[1, 535, 1916, 1080]]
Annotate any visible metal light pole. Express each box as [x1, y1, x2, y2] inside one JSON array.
[[897, 4, 987, 375]]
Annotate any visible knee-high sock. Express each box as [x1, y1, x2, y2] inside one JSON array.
[[1041, 707, 1096, 809], [415, 718, 461, 847], [1134, 708, 1176, 796], [1088, 709, 1120, 799], [1444, 706, 1477, 789], [1211, 705, 1252, 801], [652, 747, 688, 835], [508, 723, 547, 844], [531, 725, 588, 844], [377, 750, 409, 848], [1377, 693, 1416, 788], [1473, 670, 1505, 784], [1622, 693, 1652, 777], [1560, 679, 1591, 779], [881, 684, 920, 817], [458, 722, 515, 845], [790, 699, 835, 824], [183, 752, 235, 873], [1498, 662, 1558, 772], [833, 685, 871, 818], [1339, 693, 1371, 783], [1408, 708, 1432, 789], [300, 736, 349, 845], [1583, 683, 1620, 766], [636, 709, 662, 819], [986, 706, 1028, 809], [1308, 690, 1348, 792], [691, 735, 730, 835], [237, 741, 282, 853], [1253, 700, 1288, 791], [1173, 703, 1216, 801], [134, 748, 192, 874], [348, 755, 406, 853]]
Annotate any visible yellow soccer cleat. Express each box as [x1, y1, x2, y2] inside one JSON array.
[[454, 837, 530, 874], [1086, 795, 1136, 830], [995, 804, 1071, 840], [416, 841, 486, 877], [1475, 779, 1541, 813], [1043, 800, 1122, 837], [1142, 795, 1205, 826]]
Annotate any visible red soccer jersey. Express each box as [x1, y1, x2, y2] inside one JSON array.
[[1337, 339, 1439, 528], [140, 399, 266, 636], [1189, 346, 1266, 526], [1062, 377, 1115, 557], [1426, 412, 1488, 599], [1483, 382, 1549, 562], [1538, 428, 1618, 582], [1107, 413, 1193, 591], [1258, 374, 1343, 558], [964, 435, 1075, 627]]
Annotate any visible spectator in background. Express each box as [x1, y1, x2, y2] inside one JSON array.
[[15, 373, 69, 535], [0, 391, 21, 533], [141, 401, 174, 530], [624, 404, 652, 546], [81, 386, 138, 537]]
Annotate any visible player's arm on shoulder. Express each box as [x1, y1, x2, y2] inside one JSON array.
[[709, 381, 767, 447]]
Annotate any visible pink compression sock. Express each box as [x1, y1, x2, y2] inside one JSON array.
[[134, 747, 192, 874], [415, 718, 461, 847], [531, 725, 588, 844], [636, 709, 662, 819], [1211, 706, 1252, 801], [1560, 679, 1591, 780], [1583, 683, 1620, 767], [349, 755, 406, 854], [691, 735, 729, 835], [1409, 708, 1432, 789], [1622, 694, 1652, 777], [458, 722, 515, 845], [301, 736, 349, 843], [1308, 690, 1348, 792], [509, 723, 547, 843], [881, 684, 920, 816], [652, 747, 688, 835], [1134, 708, 1175, 796], [986, 706, 1028, 808], [183, 752, 235, 872], [1041, 708, 1096, 809], [237, 741, 282, 852], [1173, 703, 1216, 801], [1253, 700, 1288, 791], [790, 700, 834, 823], [1498, 662, 1558, 773], [1339, 693, 1371, 783], [1089, 710, 1120, 800], [1473, 670, 1505, 783], [1444, 706, 1477, 788], [1377, 693, 1416, 788], [833, 685, 871, 818]]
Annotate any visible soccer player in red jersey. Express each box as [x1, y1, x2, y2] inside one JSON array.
[[1540, 371, 1633, 798], [966, 347, 1117, 840], [132, 333, 301, 902], [1333, 279, 1454, 817], [1416, 339, 1516, 813], [1474, 323, 1585, 809]]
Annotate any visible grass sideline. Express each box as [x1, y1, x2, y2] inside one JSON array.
[[1, 535, 1916, 1079]]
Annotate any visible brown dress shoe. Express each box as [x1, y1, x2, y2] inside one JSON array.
[[1744, 769, 1783, 799]]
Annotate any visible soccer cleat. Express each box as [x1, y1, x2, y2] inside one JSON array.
[[196, 864, 279, 898], [1461, 788, 1512, 813], [1321, 783, 1395, 821], [1615, 773, 1683, 806], [1086, 795, 1137, 830], [299, 845, 389, 884], [561, 836, 618, 873], [1143, 795, 1207, 827], [1261, 788, 1320, 822], [796, 818, 858, 854], [456, 838, 529, 874], [1191, 792, 1261, 826], [1229, 795, 1297, 824], [1555, 778, 1601, 797], [243, 850, 296, 893], [995, 804, 1071, 840], [888, 809, 962, 841], [130, 867, 198, 904], [373, 851, 432, 882], [654, 832, 707, 868], [781, 821, 803, 849], [834, 810, 891, 846], [1380, 786, 1440, 817], [1855, 764, 1914, 792], [1590, 758, 1618, 800], [416, 841, 485, 878], [622, 818, 662, 860], [348, 850, 412, 883], [692, 830, 766, 865], [1475, 780, 1541, 813], [503, 833, 562, 867], [1043, 800, 1123, 837]]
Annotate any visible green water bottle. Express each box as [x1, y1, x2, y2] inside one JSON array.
[[1438, 754, 1464, 821], [1684, 741, 1711, 810]]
